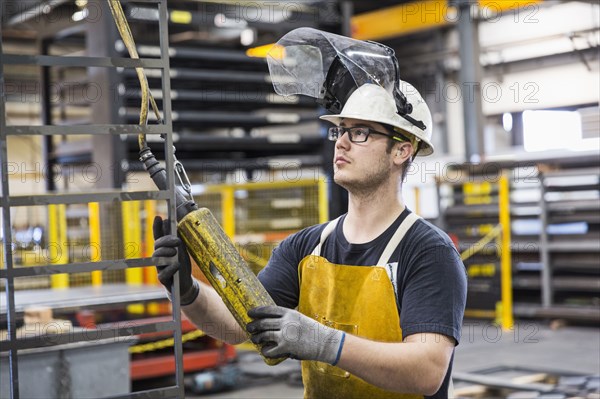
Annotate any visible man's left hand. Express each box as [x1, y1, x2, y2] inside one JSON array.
[[247, 306, 346, 365]]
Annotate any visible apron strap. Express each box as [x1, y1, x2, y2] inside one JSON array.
[[376, 212, 421, 266], [311, 216, 342, 257], [379, 212, 422, 307]]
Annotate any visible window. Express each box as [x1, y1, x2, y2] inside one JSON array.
[[523, 110, 598, 152]]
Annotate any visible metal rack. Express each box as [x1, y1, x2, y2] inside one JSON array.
[[537, 166, 600, 318], [438, 158, 600, 324], [437, 170, 513, 329], [0, 1, 186, 397]]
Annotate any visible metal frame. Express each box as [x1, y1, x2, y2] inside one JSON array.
[[0, 1, 185, 397], [539, 172, 552, 308]]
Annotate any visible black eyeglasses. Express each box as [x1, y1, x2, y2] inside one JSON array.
[[328, 126, 404, 143]]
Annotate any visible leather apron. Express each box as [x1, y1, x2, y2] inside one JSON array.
[[298, 213, 424, 399]]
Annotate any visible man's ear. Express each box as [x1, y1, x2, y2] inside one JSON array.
[[393, 143, 413, 165]]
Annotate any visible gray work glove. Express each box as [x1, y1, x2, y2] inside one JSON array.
[[152, 216, 199, 306], [247, 306, 346, 365]]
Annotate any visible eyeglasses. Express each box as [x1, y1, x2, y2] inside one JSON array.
[[328, 126, 404, 143]]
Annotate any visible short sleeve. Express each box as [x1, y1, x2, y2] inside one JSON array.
[[258, 243, 301, 309], [399, 243, 467, 345], [257, 224, 324, 309]]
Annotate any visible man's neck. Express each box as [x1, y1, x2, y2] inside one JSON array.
[[343, 183, 405, 244]]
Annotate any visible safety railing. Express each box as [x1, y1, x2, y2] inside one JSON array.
[[437, 173, 514, 331]]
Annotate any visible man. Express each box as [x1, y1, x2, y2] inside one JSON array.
[[153, 79, 467, 398]]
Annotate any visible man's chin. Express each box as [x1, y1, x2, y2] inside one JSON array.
[[333, 174, 353, 189]]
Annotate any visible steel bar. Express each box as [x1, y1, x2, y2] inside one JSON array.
[[123, 67, 271, 84], [103, 387, 181, 399], [128, 134, 323, 151], [0, 13, 20, 397], [128, 156, 323, 172], [452, 371, 554, 392], [157, 1, 185, 396], [40, 38, 55, 191], [6, 0, 71, 27], [456, 0, 484, 162], [122, 109, 315, 126], [2, 54, 165, 69], [0, 284, 165, 315], [4, 124, 169, 136], [513, 303, 600, 322], [539, 174, 552, 307], [127, 43, 266, 64], [0, 258, 155, 279], [125, 89, 312, 106], [0, 321, 176, 351], [9, 190, 169, 207]]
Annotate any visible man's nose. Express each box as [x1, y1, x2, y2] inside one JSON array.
[[335, 129, 351, 150]]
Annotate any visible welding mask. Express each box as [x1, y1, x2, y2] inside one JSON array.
[[266, 27, 411, 115]]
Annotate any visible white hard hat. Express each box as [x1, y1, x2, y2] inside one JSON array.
[[320, 82, 434, 156]]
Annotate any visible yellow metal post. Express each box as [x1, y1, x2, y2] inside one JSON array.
[[143, 200, 160, 315], [49, 204, 69, 289], [498, 174, 514, 330], [123, 201, 144, 314], [317, 176, 329, 224], [122, 201, 143, 283], [88, 202, 102, 286], [221, 187, 235, 238], [143, 200, 158, 284]]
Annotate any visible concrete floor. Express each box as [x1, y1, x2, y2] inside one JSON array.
[[191, 320, 600, 398]]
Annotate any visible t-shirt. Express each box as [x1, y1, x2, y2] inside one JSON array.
[[258, 208, 467, 399]]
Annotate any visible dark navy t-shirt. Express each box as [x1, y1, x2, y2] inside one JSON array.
[[258, 208, 467, 399]]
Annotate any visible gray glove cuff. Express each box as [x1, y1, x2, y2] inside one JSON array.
[[320, 329, 346, 366], [181, 279, 200, 306], [165, 278, 200, 306]]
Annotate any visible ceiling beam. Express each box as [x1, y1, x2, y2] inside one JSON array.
[[351, 0, 544, 41]]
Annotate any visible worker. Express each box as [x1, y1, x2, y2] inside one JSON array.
[[152, 29, 467, 399]]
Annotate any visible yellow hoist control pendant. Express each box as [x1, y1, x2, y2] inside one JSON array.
[[178, 207, 286, 366]]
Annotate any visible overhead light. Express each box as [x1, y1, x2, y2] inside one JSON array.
[[502, 113, 513, 132], [246, 43, 284, 59], [72, 8, 89, 22], [240, 28, 255, 46], [214, 13, 247, 29], [75, 0, 88, 7]]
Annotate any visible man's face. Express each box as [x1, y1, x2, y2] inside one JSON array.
[[332, 118, 396, 193]]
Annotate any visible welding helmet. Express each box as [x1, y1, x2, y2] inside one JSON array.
[[267, 28, 431, 154]]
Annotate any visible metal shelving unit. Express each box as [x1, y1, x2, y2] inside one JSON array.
[[0, 2, 186, 397], [537, 167, 600, 317], [438, 159, 600, 324], [437, 169, 514, 328]]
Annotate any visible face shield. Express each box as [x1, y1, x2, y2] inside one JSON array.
[[266, 27, 400, 114]]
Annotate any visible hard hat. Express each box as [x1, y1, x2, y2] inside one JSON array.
[[320, 82, 434, 156]]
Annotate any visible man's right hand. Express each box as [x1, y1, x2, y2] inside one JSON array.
[[152, 216, 199, 306]]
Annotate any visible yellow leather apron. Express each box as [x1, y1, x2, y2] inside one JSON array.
[[298, 212, 424, 399]]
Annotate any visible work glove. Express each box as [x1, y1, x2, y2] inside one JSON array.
[[247, 306, 346, 365], [152, 216, 200, 306]]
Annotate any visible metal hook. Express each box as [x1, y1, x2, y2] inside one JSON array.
[[174, 159, 193, 199]]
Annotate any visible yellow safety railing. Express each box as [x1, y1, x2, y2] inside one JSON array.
[[122, 200, 144, 314], [49, 204, 69, 289], [89, 202, 102, 286], [459, 174, 513, 330], [498, 174, 514, 330]]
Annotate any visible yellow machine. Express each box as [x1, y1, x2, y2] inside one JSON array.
[[108, 0, 285, 365]]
